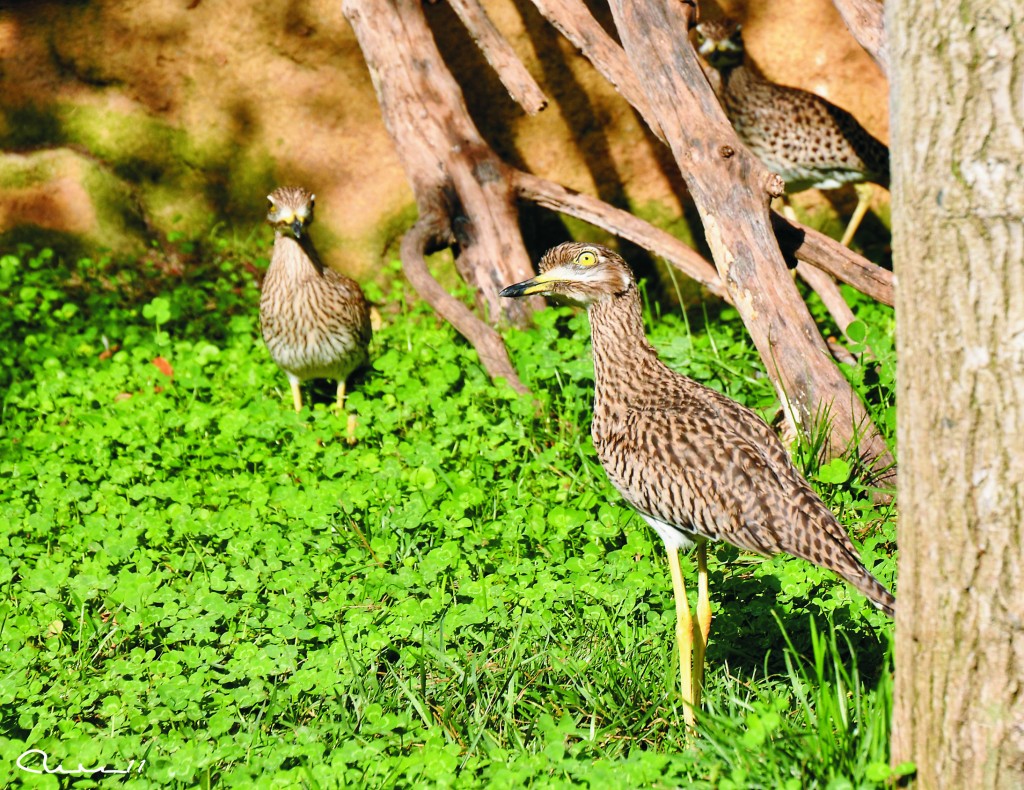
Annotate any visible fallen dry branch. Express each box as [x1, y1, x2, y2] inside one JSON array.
[[772, 212, 894, 305], [796, 261, 859, 335], [400, 216, 530, 391], [447, 0, 548, 114], [529, 0, 662, 136], [342, 0, 537, 393]]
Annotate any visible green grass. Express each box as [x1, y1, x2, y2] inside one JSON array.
[[0, 241, 902, 787]]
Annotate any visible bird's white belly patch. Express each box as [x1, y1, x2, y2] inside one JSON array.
[[640, 514, 697, 552]]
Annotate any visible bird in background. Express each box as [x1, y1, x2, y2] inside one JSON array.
[[260, 186, 372, 416], [695, 17, 889, 247], [501, 242, 895, 729]]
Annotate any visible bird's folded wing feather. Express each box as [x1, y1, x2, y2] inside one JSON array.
[[606, 406, 809, 557]]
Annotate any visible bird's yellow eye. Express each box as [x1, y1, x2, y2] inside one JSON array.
[[576, 251, 597, 267]]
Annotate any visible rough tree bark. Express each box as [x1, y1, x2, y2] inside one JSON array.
[[890, 0, 1024, 786], [605, 0, 895, 484]]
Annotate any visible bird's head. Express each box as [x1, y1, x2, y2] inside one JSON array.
[[267, 186, 315, 239], [500, 242, 634, 307], [694, 18, 744, 71]]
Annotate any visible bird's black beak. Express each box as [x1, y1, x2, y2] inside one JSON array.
[[500, 272, 558, 298], [290, 219, 304, 239], [499, 280, 531, 298]]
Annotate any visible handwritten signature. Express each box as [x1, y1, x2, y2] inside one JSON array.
[[17, 749, 146, 776]]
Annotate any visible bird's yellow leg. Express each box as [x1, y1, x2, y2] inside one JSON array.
[[336, 379, 359, 443], [288, 374, 303, 413], [666, 545, 696, 729], [779, 198, 799, 224], [693, 541, 712, 709], [840, 183, 874, 247]]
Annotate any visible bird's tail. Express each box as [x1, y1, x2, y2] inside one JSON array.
[[793, 488, 897, 618], [839, 554, 896, 617]]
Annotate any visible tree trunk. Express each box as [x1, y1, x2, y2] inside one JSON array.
[[890, 0, 1024, 786]]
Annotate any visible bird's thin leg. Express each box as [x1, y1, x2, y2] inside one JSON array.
[[840, 183, 874, 247], [288, 373, 303, 413], [666, 545, 696, 729], [693, 541, 712, 709], [335, 378, 347, 412], [336, 379, 359, 443]]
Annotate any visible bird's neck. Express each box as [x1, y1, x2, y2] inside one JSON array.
[[719, 60, 763, 92], [273, 233, 325, 277], [588, 286, 660, 391]]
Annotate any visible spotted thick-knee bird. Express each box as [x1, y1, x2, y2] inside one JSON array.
[[259, 186, 371, 413], [696, 18, 889, 247], [501, 242, 895, 727]]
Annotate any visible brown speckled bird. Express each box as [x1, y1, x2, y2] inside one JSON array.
[[696, 18, 889, 246], [260, 186, 371, 413], [501, 242, 895, 727]]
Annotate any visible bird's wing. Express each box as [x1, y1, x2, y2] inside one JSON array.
[[605, 405, 832, 558], [323, 270, 373, 345], [595, 385, 893, 613], [686, 384, 795, 471]]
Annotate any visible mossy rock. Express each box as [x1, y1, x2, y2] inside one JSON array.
[[0, 148, 146, 257]]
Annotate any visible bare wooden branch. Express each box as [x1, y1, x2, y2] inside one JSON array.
[[343, 0, 542, 386], [831, 0, 889, 79], [528, 0, 663, 139], [513, 170, 896, 325], [796, 261, 858, 334], [772, 211, 894, 306], [607, 0, 895, 485], [446, 0, 549, 114], [401, 215, 528, 393], [510, 169, 729, 301]]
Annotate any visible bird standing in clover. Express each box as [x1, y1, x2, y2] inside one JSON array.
[[695, 18, 889, 247], [501, 243, 895, 728], [260, 186, 371, 415]]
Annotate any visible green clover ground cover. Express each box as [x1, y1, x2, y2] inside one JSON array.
[[1, 243, 901, 787]]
